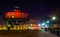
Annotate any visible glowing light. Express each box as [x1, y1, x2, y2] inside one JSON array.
[[42, 23, 45, 25], [45, 24, 48, 27], [8, 24, 11, 27], [47, 20, 50, 23], [30, 24, 33, 26], [38, 24, 41, 26], [52, 16, 56, 20], [12, 15, 14, 18], [28, 27, 33, 29]]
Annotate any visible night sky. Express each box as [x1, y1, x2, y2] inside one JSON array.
[[0, 0, 60, 19]]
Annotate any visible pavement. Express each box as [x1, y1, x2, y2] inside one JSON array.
[[0, 30, 59, 37]]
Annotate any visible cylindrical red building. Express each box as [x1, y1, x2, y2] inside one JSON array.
[[6, 10, 28, 19], [5, 8, 29, 25]]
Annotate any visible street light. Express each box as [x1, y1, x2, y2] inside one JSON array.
[[52, 16, 56, 20]]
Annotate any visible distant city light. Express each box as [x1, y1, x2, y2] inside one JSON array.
[[47, 20, 50, 23], [15, 6, 19, 8], [8, 24, 11, 27], [42, 23, 45, 25], [30, 24, 33, 26], [38, 24, 41, 26], [28, 27, 33, 30], [45, 24, 48, 28]]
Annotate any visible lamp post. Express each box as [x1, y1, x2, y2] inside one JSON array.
[[51, 16, 60, 36], [50, 16, 57, 34]]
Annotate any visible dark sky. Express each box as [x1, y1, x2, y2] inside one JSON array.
[[0, 0, 60, 19]]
